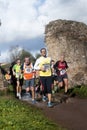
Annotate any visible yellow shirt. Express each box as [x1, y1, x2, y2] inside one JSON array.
[[38, 56, 52, 76]]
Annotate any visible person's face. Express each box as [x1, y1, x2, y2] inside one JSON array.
[[25, 58, 30, 64], [41, 49, 46, 57], [7, 71, 10, 74], [51, 61, 55, 65], [60, 55, 64, 62], [17, 60, 21, 65]]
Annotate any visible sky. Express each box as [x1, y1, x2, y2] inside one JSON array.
[[0, 0, 87, 62]]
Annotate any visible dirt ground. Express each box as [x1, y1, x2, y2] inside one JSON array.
[[42, 97, 87, 130], [21, 92, 87, 130]]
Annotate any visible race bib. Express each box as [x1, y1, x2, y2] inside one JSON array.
[[60, 69, 66, 75], [25, 68, 32, 73], [44, 64, 50, 71]]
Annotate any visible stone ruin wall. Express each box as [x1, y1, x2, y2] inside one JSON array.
[[0, 21, 4, 89], [0, 69, 4, 89], [45, 20, 87, 87]]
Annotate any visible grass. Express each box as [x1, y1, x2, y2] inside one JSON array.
[[0, 94, 66, 130], [67, 85, 87, 98], [71, 85, 87, 98], [2, 83, 87, 130]]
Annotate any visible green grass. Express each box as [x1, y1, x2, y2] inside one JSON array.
[[68, 85, 87, 98], [0, 95, 66, 130], [72, 85, 87, 98]]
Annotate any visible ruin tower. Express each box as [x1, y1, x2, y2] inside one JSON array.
[[45, 19, 87, 87], [0, 20, 4, 89]]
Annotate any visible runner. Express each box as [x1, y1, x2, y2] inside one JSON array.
[[21, 57, 36, 104], [12, 59, 23, 99], [34, 48, 53, 107], [54, 54, 69, 94], [51, 60, 58, 94], [5, 70, 11, 84]]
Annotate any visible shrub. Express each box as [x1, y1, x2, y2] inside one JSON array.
[[69, 85, 87, 98]]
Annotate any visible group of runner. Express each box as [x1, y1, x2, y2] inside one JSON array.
[[4, 48, 69, 108]]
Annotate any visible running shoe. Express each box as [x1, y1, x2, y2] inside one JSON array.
[[19, 94, 21, 100], [47, 102, 54, 108], [42, 96, 47, 102], [32, 100, 37, 104]]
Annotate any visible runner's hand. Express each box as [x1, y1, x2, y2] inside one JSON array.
[[13, 71, 16, 76]]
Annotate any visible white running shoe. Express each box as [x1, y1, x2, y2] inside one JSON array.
[[17, 93, 19, 97]]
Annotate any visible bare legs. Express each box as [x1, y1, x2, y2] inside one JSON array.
[[58, 78, 68, 93]]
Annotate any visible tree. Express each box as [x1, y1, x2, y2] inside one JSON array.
[[9, 45, 22, 62], [9, 45, 35, 64], [0, 19, 1, 26], [19, 49, 35, 64]]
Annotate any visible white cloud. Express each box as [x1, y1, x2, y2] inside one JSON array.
[[0, 0, 87, 62], [0, 50, 9, 62], [0, 0, 87, 43], [0, 0, 45, 43], [38, 0, 87, 23]]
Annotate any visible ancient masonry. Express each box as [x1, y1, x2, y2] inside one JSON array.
[[0, 21, 4, 89], [45, 19, 87, 87], [0, 69, 4, 89]]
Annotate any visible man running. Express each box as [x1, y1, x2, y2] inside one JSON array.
[[34, 48, 53, 107], [12, 59, 23, 99], [22, 57, 36, 104], [54, 54, 68, 94]]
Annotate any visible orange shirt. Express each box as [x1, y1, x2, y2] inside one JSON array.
[[23, 63, 34, 80]]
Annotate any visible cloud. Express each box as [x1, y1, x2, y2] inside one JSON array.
[[0, 0, 45, 42], [0, 50, 9, 62], [0, 0, 87, 43], [0, 0, 87, 62], [38, 0, 87, 23]]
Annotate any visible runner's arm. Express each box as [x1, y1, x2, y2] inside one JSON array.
[[34, 59, 41, 71]]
